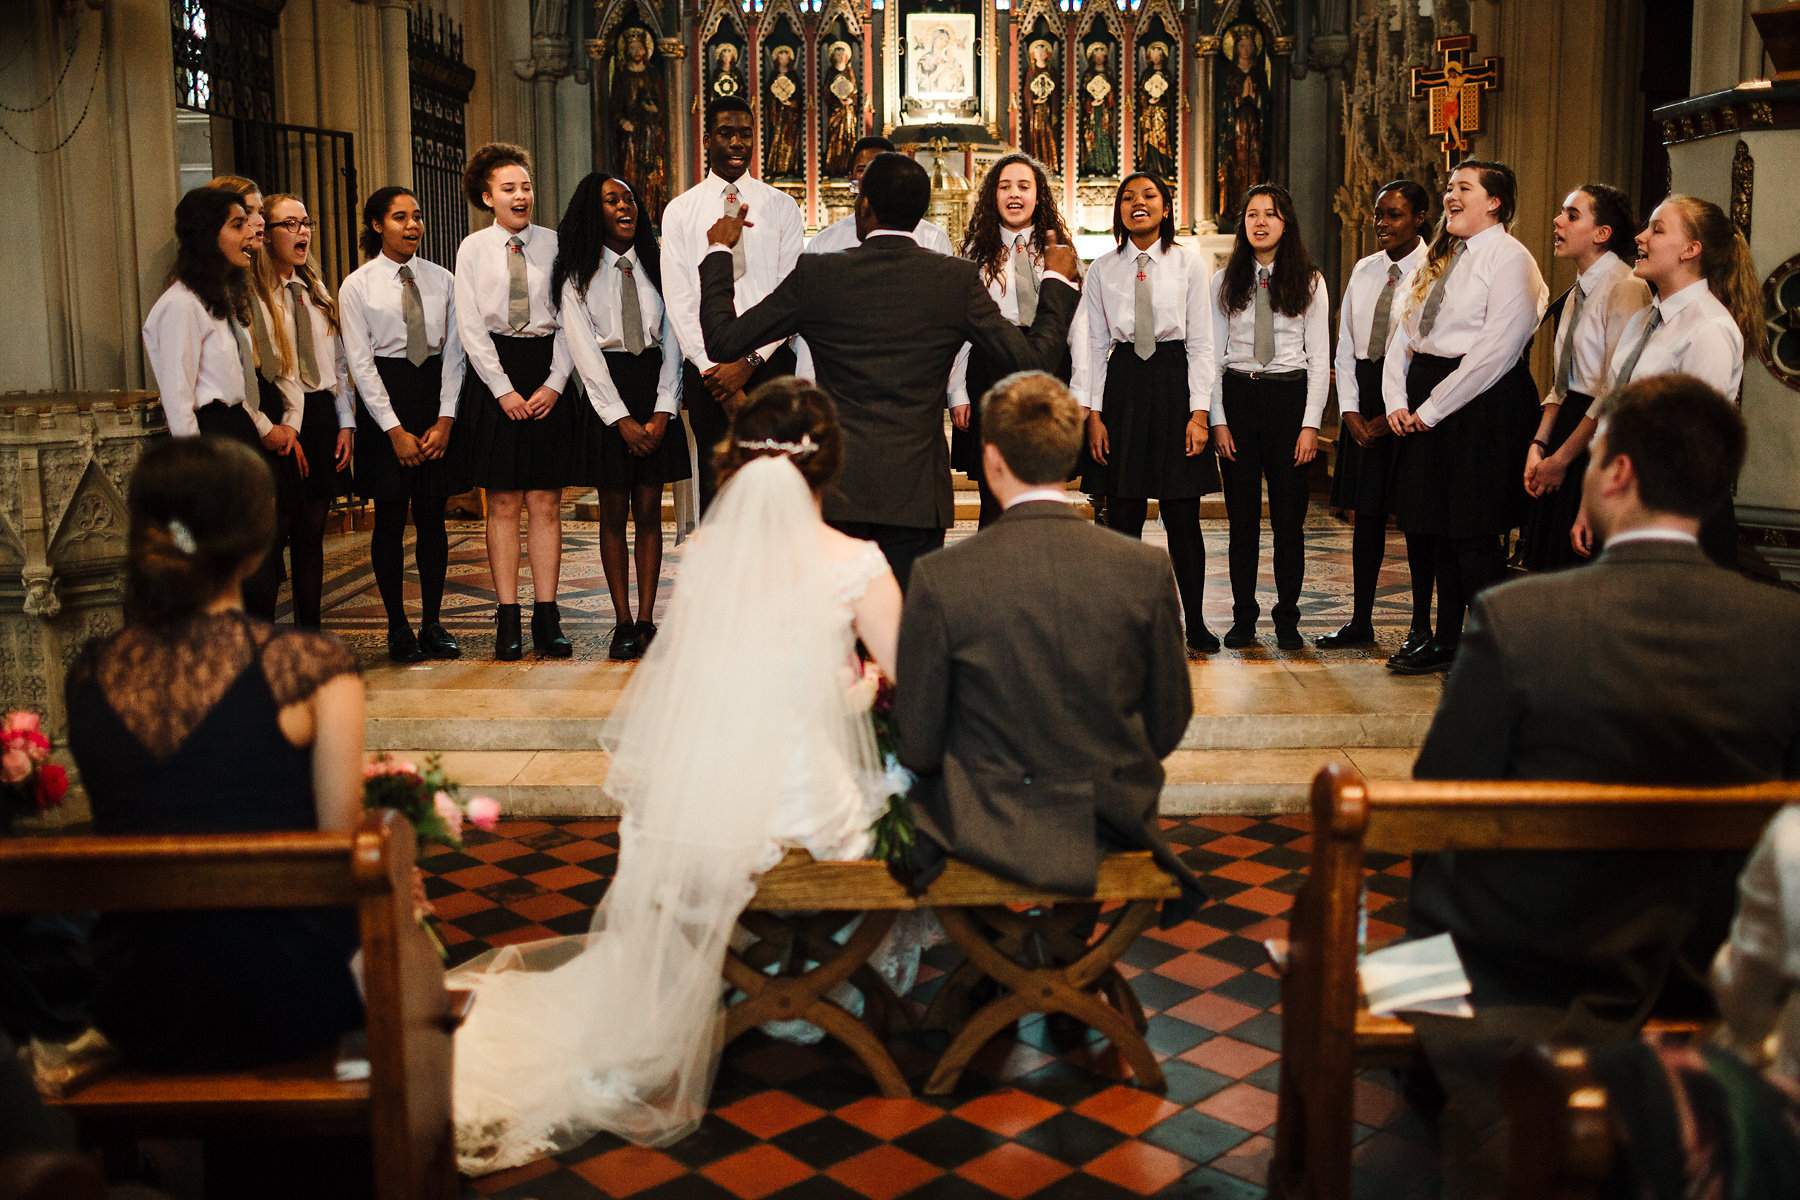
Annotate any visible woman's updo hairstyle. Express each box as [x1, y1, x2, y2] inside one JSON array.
[[126, 437, 277, 628], [713, 377, 844, 497]]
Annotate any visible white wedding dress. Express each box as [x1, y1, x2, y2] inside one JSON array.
[[448, 457, 901, 1174]]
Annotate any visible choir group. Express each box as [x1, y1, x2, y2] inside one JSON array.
[[141, 93, 1767, 670]]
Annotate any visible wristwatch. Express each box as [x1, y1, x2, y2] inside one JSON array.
[[745, 352, 765, 371]]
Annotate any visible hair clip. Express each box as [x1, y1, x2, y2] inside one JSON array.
[[735, 434, 819, 457], [167, 519, 197, 555]]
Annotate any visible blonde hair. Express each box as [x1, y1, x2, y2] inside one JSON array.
[[1661, 195, 1767, 357], [255, 193, 340, 376]]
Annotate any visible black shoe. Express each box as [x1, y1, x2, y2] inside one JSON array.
[[1387, 637, 1458, 675], [635, 620, 658, 654], [418, 622, 461, 659], [386, 623, 425, 664], [1390, 626, 1433, 663], [494, 604, 523, 662], [1315, 621, 1376, 650], [1223, 621, 1258, 649], [532, 602, 573, 659], [607, 622, 640, 661], [1186, 626, 1221, 657], [1274, 623, 1304, 651]]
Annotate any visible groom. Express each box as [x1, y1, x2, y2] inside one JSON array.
[[893, 372, 1209, 919]]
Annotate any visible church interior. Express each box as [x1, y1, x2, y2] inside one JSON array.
[[5, 0, 1800, 1198]]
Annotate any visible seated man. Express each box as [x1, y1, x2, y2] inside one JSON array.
[[1406, 373, 1800, 1196], [893, 372, 1208, 919]]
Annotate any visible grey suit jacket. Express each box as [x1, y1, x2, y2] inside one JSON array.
[[893, 502, 1208, 916], [699, 236, 1078, 529]]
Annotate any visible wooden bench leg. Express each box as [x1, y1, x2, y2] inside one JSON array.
[[723, 910, 912, 1098], [924, 901, 1164, 1095]]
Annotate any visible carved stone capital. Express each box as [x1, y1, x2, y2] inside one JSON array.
[[1309, 32, 1350, 73]]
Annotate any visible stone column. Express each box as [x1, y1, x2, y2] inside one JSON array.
[[514, 0, 573, 210], [663, 35, 695, 201], [377, 0, 415, 188]]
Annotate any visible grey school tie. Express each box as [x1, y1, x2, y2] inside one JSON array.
[[1253, 266, 1274, 366], [619, 255, 646, 355], [1133, 252, 1154, 360], [1367, 263, 1401, 358], [1013, 235, 1038, 327], [249, 299, 279, 382], [724, 185, 747, 282], [287, 281, 322, 390], [234, 321, 261, 413], [397, 263, 429, 366], [1555, 282, 1588, 395], [1417, 239, 1466, 338], [506, 234, 530, 332], [1611, 307, 1664, 390]]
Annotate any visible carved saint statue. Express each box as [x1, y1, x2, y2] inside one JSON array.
[[1215, 27, 1270, 227], [1022, 39, 1061, 174], [711, 42, 745, 100], [1136, 41, 1176, 182], [1078, 41, 1118, 179], [611, 28, 667, 222], [764, 44, 804, 180], [821, 40, 860, 177]]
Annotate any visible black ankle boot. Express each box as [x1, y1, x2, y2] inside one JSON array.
[[532, 601, 573, 659], [494, 604, 523, 661]]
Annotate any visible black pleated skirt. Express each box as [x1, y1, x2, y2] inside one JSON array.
[[465, 333, 580, 491], [1080, 341, 1219, 501], [1389, 352, 1537, 537], [293, 390, 350, 500], [950, 340, 1074, 482], [354, 354, 475, 501], [1330, 357, 1402, 516], [1516, 389, 1593, 571], [586, 349, 692, 489], [231, 387, 306, 506]]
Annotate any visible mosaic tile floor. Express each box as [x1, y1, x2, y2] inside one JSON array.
[[426, 814, 1439, 1200]]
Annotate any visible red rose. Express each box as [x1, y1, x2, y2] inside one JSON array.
[[34, 764, 67, 809]]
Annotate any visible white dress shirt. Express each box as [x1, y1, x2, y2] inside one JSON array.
[[452, 221, 573, 397], [1071, 239, 1214, 414], [264, 282, 356, 430], [338, 252, 467, 432], [142, 282, 273, 439], [805, 215, 953, 256], [947, 231, 1044, 409], [1588, 279, 1745, 418], [1382, 221, 1549, 427], [559, 247, 682, 425], [1003, 486, 1072, 509], [1545, 251, 1651, 405], [661, 171, 804, 372], [1211, 266, 1333, 428], [1333, 241, 1428, 417]]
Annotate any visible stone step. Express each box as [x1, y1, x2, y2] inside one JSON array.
[[572, 487, 1252, 523]]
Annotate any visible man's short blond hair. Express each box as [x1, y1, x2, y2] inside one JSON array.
[[979, 371, 1082, 484]]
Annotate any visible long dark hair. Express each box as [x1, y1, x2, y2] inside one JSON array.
[[126, 436, 277, 628], [959, 152, 1071, 289], [170, 187, 250, 323], [552, 172, 662, 303], [1110, 172, 1176, 255], [1576, 183, 1637, 263], [361, 185, 417, 260], [1220, 183, 1318, 317]]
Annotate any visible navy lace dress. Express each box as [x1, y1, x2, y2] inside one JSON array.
[[64, 612, 364, 1070]]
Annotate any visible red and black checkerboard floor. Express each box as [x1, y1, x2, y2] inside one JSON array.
[[424, 814, 1439, 1200]]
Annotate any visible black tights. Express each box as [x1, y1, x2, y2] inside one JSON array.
[[283, 497, 331, 629], [1107, 497, 1209, 637], [1399, 530, 1438, 635], [1430, 533, 1505, 646], [596, 485, 663, 625], [371, 497, 450, 630]]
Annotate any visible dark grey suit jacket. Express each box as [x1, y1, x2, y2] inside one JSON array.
[[1410, 539, 1800, 1042], [893, 502, 1208, 917], [699, 235, 1078, 529]]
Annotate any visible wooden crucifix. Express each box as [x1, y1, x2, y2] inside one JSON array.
[[1411, 35, 1503, 171]]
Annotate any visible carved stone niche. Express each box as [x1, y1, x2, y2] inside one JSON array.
[[0, 392, 166, 743]]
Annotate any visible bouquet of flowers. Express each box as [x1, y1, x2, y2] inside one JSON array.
[[1, 711, 68, 834], [853, 663, 919, 869], [363, 754, 500, 956]]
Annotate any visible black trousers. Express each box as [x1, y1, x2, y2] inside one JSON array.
[[1218, 374, 1309, 627], [827, 520, 945, 592], [683, 345, 799, 513]]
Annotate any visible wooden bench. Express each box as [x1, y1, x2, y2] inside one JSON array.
[[0, 810, 460, 1200], [1500, 1045, 1617, 1200], [1271, 763, 1794, 1200], [728, 849, 1182, 1096]]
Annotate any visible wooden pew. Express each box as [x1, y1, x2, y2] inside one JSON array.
[[1500, 1045, 1614, 1200], [0, 810, 459, 1200], [1270, 763, 1793, 1200], [729, 849, 1181, 1096]]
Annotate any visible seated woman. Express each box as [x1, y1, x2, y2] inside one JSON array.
[[450, 378, 903, 1172], [64, 436, 366, 1071]]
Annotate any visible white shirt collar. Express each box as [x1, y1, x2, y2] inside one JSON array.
[[1120, 237, 1166, 264], [603, 246, 637, 271], [492, 221, 531, 247], [1603, 526, 1700, 549], [1576, 250, 1631, 294], [1392, 240, 1428, 273], [1464, 221, 1506, 251], [1004, 486, 1071, 509], [865, 228, 918, 243], [706, 171, 752, 196], [381, 252, 418, 279], [1652, 277, 1710, 320]]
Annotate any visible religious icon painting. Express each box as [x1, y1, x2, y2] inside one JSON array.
[[906, 13, 976, 105], [819, 16, 862, 178]]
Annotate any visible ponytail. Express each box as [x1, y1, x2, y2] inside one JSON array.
[[1665, 195, 1766, 357]]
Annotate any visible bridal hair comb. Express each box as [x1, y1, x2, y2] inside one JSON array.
[[735, 434, 820, 457], [166, 519, 198, 555]]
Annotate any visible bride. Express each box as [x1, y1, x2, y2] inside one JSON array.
[[450, 379, 904, 1173]]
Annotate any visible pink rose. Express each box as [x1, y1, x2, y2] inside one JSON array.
[[22, 731, 49, 764], [466, 796, 501, 832], [4, 711, 40, 736], [433, 790, 464, 839], [0, 747, 29, 786], [34, 764, 67, 809]]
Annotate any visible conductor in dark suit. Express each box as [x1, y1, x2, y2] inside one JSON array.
[[892, 372, 1209, 919], [699, 153, 1082, 587], [1405, 373, 1800, 1196]]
